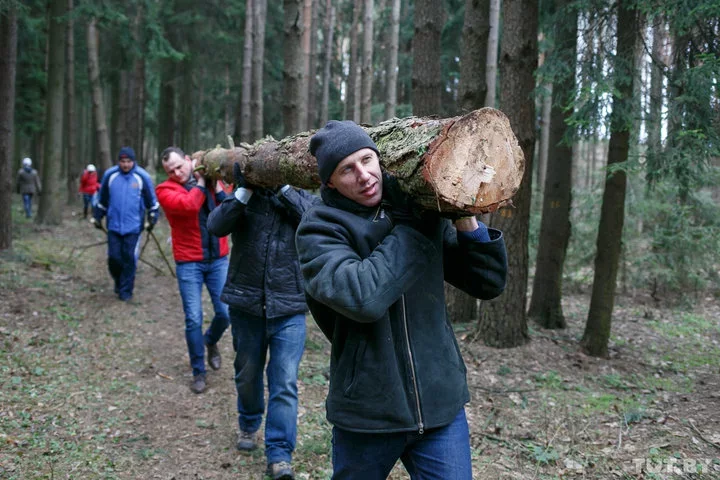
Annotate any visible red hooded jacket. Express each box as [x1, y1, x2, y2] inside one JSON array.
[[156, 180, 229, 263], [78, 170, 100, 194]]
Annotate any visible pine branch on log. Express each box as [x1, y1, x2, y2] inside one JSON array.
[[193, 107, 524, 214]]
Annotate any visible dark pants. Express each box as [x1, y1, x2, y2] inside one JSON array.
[[82, 193, 94, 217], [107, 231, 140, 300]]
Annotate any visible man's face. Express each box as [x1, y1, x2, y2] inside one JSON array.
[[118, 157, 134, 173], [162, 152, 192, 184], [327, 148, 383, 207]]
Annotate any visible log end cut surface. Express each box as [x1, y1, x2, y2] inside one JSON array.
[[423, 108, 525, 214]]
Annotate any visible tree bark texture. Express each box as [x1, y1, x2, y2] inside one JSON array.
[[459, 0, 489, 113], [193, 108, 524, 215], [412, 0, 444, 116], [87, 19, 112, 172], [37, 0, 67, 225], [251, 0, 266, 141], [65, 0, 79, 205], [384, 0, 401, 119], [528, 0, 576, 330], [283, 0, 305, 136], [0, 6, 17, 250], [477, 0, 537, 348], [360, 0, 374, 124], [581, 1, 637, 358]]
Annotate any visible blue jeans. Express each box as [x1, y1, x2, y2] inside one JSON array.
[[175, 257, 230, 376], [107, 231, 140, 300], [331, 408, 472, 480], [229, 309, 306, 464], [22, 193, 33, 218]]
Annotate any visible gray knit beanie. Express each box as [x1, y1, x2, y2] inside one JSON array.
[[310, 120, 380, 184]]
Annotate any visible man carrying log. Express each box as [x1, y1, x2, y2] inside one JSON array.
[[156, 147, 231, 395], [295, 120, 509, 479]]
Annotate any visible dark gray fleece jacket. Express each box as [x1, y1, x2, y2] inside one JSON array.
[[295, 185, 507, 434]]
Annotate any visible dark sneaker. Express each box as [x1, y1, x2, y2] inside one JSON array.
[[236, 430, 258, 451], [190, 373, 206, 394], [207, 342, 221, 370], [266, 461, 294, 480]]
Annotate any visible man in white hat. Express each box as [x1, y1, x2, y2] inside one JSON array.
[[16, 158, 42, 218]]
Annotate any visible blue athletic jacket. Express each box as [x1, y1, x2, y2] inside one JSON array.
[[95, 164, 159, 235]]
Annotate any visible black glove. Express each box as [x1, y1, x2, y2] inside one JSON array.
[[233, 163, 259, 190], [146, 210, 159, 232]]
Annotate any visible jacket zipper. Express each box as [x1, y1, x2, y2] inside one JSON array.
[[372, 204, 385, 222], [401, 294, 424, 434]]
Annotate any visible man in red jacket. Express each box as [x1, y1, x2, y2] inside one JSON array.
[[156, 146, 231, 394]]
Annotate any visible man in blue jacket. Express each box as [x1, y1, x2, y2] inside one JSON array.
[[93, 147, 160, 302], [296, 120, 508, 480]]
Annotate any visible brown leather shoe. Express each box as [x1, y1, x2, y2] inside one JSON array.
[[190, 373, 206, 394], [207, 342, 221, 370]]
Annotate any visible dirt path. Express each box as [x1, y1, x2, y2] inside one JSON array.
[[1, 211, 719, 479]]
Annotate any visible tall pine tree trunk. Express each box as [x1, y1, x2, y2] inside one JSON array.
[[459, 0, 489, 113], [87, 18, 112, 172], [37, 0, 67, 225], [528, 0, 577, 329], [346, 0, 361, 122], [299, 0, 312, 131], [240, 0, 254, 142], [65, 0, 79, 205], [283, 0, 305, 135], [360, 0, 374, 124], [320, 0, 335, 125], [485, 0, 501, 107], [581, 0, 638, 357], [477, 0, 537, 347], [0, 6, 17, 250], [384, 0, 400, 119], [251, 0, 267, 141], [646, 19, 665, 184], [307, 0, 319, 129], [129, 6, 145, 166], [448, 0, 492, 323], [413, 0, 445, 116], [157, 59, 175, 153]]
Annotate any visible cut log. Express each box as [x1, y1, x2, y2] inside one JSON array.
[[193, 107, 524, 214]]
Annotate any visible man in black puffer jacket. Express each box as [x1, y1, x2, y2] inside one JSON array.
[[296, 120, 508, 480], [207, 165, 318, 480]]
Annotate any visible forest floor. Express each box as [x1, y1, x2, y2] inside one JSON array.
[[1, 205, 720, 480]]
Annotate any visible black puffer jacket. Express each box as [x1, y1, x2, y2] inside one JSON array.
[[207, 186, 319, 318], [296, 185, 507, 434]]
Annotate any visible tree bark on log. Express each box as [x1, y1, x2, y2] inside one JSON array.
[[193, 108, 524, 215]]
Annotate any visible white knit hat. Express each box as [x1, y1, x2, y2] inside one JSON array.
[[87, 164, 96, 172], [22, 157, 32, 167]]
